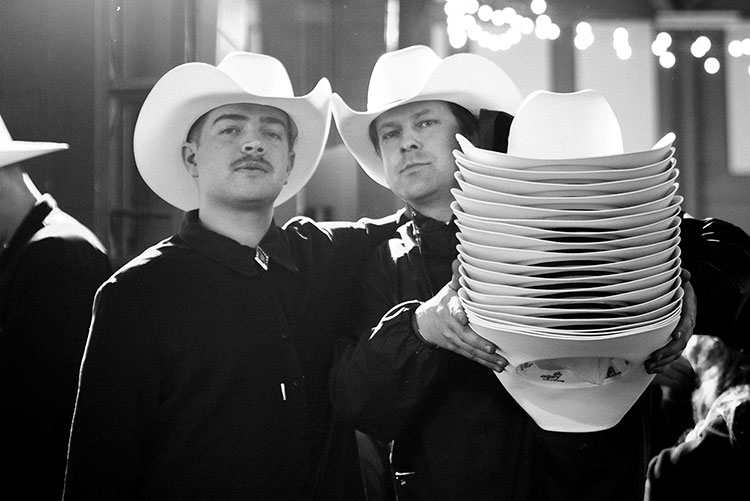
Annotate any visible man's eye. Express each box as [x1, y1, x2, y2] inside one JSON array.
[[381, 130, 398, 141], [418, 119, 437, 128], [264, 130, 282, 140], [219, 127, 240, 135]]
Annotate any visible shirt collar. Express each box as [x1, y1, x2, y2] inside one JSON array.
[[404, 206, 458, 259], [2, 195, 55, 251], [177, 210, 298, 276], [405, 205, 456, 231], [0, 195, 55, 271]]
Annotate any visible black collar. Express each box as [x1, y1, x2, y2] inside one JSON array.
[[404, 206, 458, 259], [0, 195, 55, 271], [177, 210, 299, 276]]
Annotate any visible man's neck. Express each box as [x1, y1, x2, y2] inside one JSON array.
[[198, 204, 274, 248], [408, 197, 454, 223], [1, 181, 37, 247]]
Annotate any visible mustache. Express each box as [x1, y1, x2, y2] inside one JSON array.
[[231, 155, 272, 171]]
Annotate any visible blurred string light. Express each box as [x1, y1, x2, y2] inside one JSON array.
[[574, 21, 594, 50], [612, 26, 632, 60], [444, 0, 557, 52], [444, 0, 750, 76], [704, 56, 720, 74]]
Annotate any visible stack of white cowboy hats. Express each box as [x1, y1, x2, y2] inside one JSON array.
[[452, 89, 684, 432]]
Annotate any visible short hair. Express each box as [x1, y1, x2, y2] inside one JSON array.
[[185, 106, 298, 151], [368, 101, 478, 156]]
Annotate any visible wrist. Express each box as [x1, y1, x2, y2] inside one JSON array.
[[411, 310, 439, 349]]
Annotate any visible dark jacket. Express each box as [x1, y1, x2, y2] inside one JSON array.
[[331, 210, 655, 501], [64, 210, 395, 500], [0, 195, 113, 500], [645, 391, 750, 500]]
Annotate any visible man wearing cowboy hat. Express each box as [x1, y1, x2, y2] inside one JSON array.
[[0, 114, 113, 499], [330, 45, 698, 501], [63, 52, 396, 500]]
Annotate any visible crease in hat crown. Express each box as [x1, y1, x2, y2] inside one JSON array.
[[332, 45, 523, 187], [0, 113, 69, 169], [133, 51, 332, 211]]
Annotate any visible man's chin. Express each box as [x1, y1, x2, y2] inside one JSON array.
[[216, 186, 283, 210]]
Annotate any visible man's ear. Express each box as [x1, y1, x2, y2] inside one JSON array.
[[283, 151, 295, 185], [182, 142, 199, 178]]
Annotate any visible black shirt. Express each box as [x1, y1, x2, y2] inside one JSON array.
[[64, 210, 396, 500]]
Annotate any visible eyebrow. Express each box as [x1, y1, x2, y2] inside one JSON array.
[[212, 113, 249, 125], [211, 114, 288, 128], [376, 108, 434, 132]]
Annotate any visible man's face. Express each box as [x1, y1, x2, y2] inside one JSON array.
[[374, 100, 460, 209], [182, 103, 295, 210]]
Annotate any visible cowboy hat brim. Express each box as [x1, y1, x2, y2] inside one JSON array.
[[332, 53, 523, 188], [134, 62, 331, 211], [0, 141, 69, 169], [456, 132, 677, 169], [470, 307, 680, 432]]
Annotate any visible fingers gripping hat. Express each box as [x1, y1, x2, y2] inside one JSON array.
[[0, 114, 68, 169], [133, 51, 332, 210], [331, 45, 523, 187]]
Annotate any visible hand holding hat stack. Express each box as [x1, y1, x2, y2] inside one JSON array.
[[452, 89, 683, 432]]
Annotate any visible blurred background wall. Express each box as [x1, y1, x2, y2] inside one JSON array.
[[1, 0, 748, 268]]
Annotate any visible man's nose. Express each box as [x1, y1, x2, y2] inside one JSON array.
[[241, 138, 265, 155], [400, 131, 420, 152]]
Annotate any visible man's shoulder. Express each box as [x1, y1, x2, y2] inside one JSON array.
[[283, 211, 401, 244], [29, 208, 107, 255], [107, 235, 186, 284]]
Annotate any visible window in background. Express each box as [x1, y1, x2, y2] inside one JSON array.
[[726, 21, 750, 176], [94, 0, 198, 267]]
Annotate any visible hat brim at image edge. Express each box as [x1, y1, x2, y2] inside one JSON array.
[[0, 142, 69, 169]]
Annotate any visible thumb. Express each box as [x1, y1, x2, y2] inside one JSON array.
[[447, 292, 468, 326], [449, 258, 461, 291]]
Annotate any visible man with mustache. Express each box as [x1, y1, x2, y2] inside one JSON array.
[[63, 52, 396, 500]]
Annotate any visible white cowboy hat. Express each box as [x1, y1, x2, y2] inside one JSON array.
[[0, 114, 68, 169], [331, 45, 523, 187], [470, 309, 681, 432], [133, 51, 332, 210], [456, 89, 677, 167]]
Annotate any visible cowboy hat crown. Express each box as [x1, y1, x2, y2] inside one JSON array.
[[456, 89, 677, 168], [133, 51, 332, 210], [508, 89, 624, 159]]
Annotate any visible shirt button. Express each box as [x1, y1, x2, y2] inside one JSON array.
[[292, 379, 299, 387]]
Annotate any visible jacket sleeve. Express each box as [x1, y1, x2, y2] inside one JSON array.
[[330, 245, 448, 441], [317, 213, 401, 271], [63, 276, 160, 500]]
